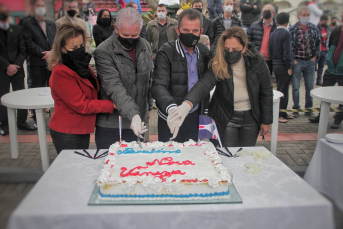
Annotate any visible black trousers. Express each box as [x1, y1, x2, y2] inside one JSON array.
[[322, 70, 343, 121], [95, 126, 137, 149], [0, 70, 28, 127], [158, 109, 199, 143], [30, 66, 52, 121], [266, 60, 273, 76], [274, 65, 293, 118], [222, 110, 260, 147], [50, 128, 90, 154]]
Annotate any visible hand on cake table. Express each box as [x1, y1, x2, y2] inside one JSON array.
[[130, 115, 148, 138]]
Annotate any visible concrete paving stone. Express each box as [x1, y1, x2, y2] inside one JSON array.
[[8, 159, 23, 167], [276, 150, 287, 155], [277, 154, 297, 166], [28, 160, 41, 167], [297, 153, 312, 164], [303, 149, 315, 156], [19, 159, 31, 167], [286, 149, 307, 166], [0, 159, 12, 167]]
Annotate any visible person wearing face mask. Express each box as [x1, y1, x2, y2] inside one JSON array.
[[192, 0, 214, 45], [211, 0, 242, 50], [56, 0, 91, 50], [21, 0, 56, 125], [247, 4, 276, 76], [48, 24, 115, 154], [92, 9, 114, 47], [151, 9, 211, 142], [146, 4, 178, 60], [314, 14, 330, 86], [0, 4, 36, 136], [309, 13, 343, 129], [171, 27, 273, 147], [307, 0, 323, 26], [289, 6, 321, 118], [93, 8, 153, 149], [126, 2, 147, 39], [329, 17, 338, 32]]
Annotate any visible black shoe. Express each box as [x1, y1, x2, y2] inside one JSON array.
[[331, 119, 342, 129], [292, 112, 300, 118], [305, 112, 316, 117], [309, 115, 320, 123], [17, 122, 36, 131], [0, 126, 9, 136], [316, 81, 322, 86]]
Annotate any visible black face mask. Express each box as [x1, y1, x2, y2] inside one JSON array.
[[224, 50, 242, 65], [76, 15, 81, 18], [0, 13, 8, 21], [117, 34, 139, 50], [331, 22, 336, 26], [179, 32, 200, 48], [101, 18, 111, 25], [67, 9, 77, 17], [194, 8, 203, 13], [263, 11, 272, 20], [321, 23, 327, 27]]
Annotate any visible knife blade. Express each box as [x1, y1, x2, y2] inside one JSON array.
[[137, 136, 143, 149]]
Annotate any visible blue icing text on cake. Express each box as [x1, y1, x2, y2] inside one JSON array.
[[117, 148, 181, 155]]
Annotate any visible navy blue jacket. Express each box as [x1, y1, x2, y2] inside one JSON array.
[[269, 27, 293, 70]]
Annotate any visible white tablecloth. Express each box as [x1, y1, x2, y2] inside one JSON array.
[[304, 138, 343, 212], [8, 147, 334, 229]]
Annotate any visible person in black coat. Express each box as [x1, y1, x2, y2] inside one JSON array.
[[151, 9, 211, 143], [93, 9, 114, 47], [192, 0, 214, 45], [0, 4, 36, 136], [240, 0, 261, 32], [21, 0, 56, 122], [172, 27, 273, 147], [211, 0, 242, 50]]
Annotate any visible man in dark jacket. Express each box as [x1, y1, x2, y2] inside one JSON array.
[[207, 0, 223, 20], [315, 14, 330, 85], [151, 9, 211, 142], [240, 0, 261, 32], [289, 6, 320, 117], [247, 4, 277, 75], [212, 0, 242, 50], [21, 0, 56, 89], [0, 4, 36, 135], [269, 12, 294, 123], [94, 8, 153, 149], [192, 0, 214, 45], [309, 23, 343, 129]]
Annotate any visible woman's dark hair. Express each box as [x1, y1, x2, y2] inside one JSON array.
[[96, 9, 112, 26]]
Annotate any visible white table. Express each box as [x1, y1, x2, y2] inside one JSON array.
[[1, 87, 54, 172], [311, 86, 343, 141], [304, 138, 343, 212], [271, 90, 283, 155], [8, 147, 334, 229]]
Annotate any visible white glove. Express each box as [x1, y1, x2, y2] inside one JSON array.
[[168, 101, 192, 127], [130, 115, 148, 138]]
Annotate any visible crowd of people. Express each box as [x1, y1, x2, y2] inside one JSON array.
[[0, 0, 342, 153]]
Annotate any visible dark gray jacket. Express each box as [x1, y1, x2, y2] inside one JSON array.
[[202, 15, 214, 44], [239, 0, 261, 26], [247, 18, 277, 51], [184, 45, 273, 135], [94, 33, 153, 129]]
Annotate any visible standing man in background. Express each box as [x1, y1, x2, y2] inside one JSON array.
[[146, 4, 178, 60], [247, 4, 277, 75], [0, 4, 36, 135], [240, 0, 261, 32], [316, 14, 329, 85], [207, 0, 223, 20], [307, 0, 323, 26], [289, 6, 320, 118], [21, 0, 56, 123], [192, 0, 214, 45]]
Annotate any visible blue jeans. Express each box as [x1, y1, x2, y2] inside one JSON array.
[[316, 50, 327, 83], [208, 0, 223, 19], [292, 59, 316, 109]]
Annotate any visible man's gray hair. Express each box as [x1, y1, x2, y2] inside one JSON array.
[[64, 0, 78, 7], [297, 6, 310, 17], [116, 7, 143, 30], [263, 4, 275, 13]]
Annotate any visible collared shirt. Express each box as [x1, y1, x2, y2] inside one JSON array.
[[223, 14, 232, 30], [263, 19, 273, 26], [158, 22, 168, 49], [35, 16, 47, 36], [67, 16, 75, 24], [181, 44, 199, 112], [277, 25, 288, 30], [295, 24, 312, 60]]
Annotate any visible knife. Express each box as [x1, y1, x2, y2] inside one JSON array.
[[137, 136, 143, 149]]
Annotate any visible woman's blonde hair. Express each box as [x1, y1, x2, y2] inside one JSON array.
[[210, 27, 254, 80], [47, 24, 86, 70]]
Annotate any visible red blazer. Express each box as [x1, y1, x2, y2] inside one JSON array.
[[49, 64, 114, 134]]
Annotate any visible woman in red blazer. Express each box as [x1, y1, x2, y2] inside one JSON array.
[[48, 24, 115, 154]]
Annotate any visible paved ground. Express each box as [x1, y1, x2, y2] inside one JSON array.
[[1, 83, 343, 229]]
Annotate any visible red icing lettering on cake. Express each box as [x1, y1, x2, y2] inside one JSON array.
[[120, 157, 195, 179]]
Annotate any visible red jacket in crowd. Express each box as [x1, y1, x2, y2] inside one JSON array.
[[49, 64, 114, 134]]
